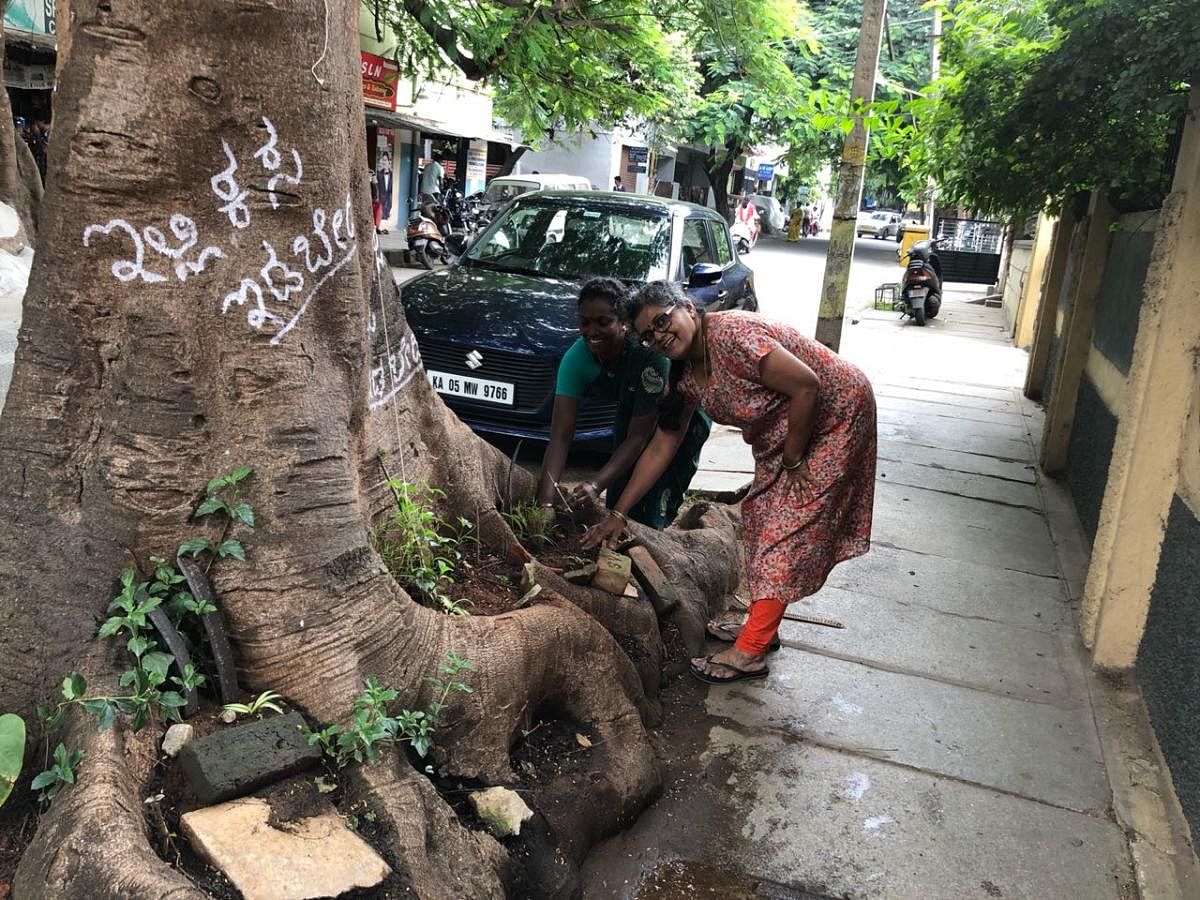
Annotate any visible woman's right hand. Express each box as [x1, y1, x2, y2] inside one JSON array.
[[581, 515, 627, 549]]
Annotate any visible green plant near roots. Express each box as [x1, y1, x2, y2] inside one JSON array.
[[0, 713, 25, 807], [30, 742, 84, 805], [223, 690, 285, 718], [371, 479, 470, 616], [304, 653, 475, 768], [503, 499, 556, 549], [33, 468, 254, 805]]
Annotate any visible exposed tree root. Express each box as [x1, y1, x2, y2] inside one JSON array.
[[15, 717, 204, 899], [348, 752, 509, 899]]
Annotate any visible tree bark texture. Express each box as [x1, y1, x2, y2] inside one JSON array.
[[0, 2, 741, 897]]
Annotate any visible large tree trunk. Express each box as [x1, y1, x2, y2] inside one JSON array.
[[0, 2, 738, 896]]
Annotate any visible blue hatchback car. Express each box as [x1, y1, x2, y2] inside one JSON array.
[[401, 190, 757, 441]]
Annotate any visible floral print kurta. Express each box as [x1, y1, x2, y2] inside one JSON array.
[[679, 312, 877, 602]]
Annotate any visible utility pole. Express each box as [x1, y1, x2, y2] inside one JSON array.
[[814, 0, 888, 351], [925, 2, 942, 227]]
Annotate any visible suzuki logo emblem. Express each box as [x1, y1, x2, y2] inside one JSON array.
[[465, 350, 484, 370]]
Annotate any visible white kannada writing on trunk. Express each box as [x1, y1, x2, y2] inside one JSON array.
[[369, 332, 424, 409], [81, 117, 357, 345]]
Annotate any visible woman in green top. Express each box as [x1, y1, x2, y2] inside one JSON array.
[[537, 276, 711, 528]]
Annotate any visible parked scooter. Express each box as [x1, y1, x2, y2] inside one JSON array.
[[730, 219, 759, 255], [897, 237, 944, 326], [407, 203, 452, 270]]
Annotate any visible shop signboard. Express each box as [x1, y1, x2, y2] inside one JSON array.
[[361, 51, 399, 111], [4, 0, 55, 35], [627, 146, 649, 163], [756, 162, 775, 181], [465, 139, 487, 196]]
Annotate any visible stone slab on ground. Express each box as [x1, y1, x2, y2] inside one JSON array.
[[874, 393, 1028, 427], [821, 542, 1071, 631], [688, 468, 752, 494], [178, 712, 322, 805], [876, 456, 1042, 508], [180, 796, 390, 899], [707, 651, 1110, 812], [877, 415, 1034, 461], [779, 586, 1081, 703], [702, 728, 1133, 900], [871, 481, 1059, 576], [877, 439, 1038, 483]]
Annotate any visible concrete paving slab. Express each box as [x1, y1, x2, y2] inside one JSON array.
[[877, 457, 1042, 508], [689, 468, 752, 494], [779, 586, 1080, 703], [823, 542, 1070, 631], [875, 393, 1027, 428], [697, 424, 753, 473], [877, 411, 1034, 461], [703, 727, 1133, 900], [878, 438, 1037, 484], [707, 652, 1111, 813], [874, 383, 1021, 413], [872, 480, 1059, 576], [879, 376, 1017, 403]]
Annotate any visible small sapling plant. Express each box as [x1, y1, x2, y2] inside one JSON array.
[[223, 690, 286, 719], [371, 479, 470, 616], [304, 652, 474, 768], [31, 742, 84, 806]]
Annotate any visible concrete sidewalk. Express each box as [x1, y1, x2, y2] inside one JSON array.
[[583, 294, 1197, 899]]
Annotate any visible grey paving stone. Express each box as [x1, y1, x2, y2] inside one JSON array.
[[872, 481, 1059, 576], [877, 413, 1034, 461], [778, 587, 1081, 703], [875, 393, 1027, 427], [877, 439, 1038, 485], [876, 457, 1042, 508], [823, 542, 1070, 631], [178, 712, 322, 805], [707, 652, 1110, 812], [701, 727, 1133, 900]]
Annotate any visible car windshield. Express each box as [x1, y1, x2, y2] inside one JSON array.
[[465, 199, 672, 281], [483, 182, 534, 204]]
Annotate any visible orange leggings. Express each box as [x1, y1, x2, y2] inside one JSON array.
[[734, 598, 786, 655]]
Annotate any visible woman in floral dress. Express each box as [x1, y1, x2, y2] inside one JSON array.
[[583, 281, 877, 683]]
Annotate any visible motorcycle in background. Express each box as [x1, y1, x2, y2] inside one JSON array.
[[730, 219, 759, 255], [407, 202, 452, 270], [897, 237, 944, 326]]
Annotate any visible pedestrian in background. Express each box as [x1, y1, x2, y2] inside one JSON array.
[[613, 176, 626, 192], [584, 281, 877, 684]]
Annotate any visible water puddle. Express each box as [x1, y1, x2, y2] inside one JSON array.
[[633, 860, 835, 899]]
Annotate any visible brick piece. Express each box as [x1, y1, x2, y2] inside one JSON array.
[[181, 796, 390, 899], [628, 546, 681, 616], [591, 548, 632, 595], [178, 712, 321, 805]]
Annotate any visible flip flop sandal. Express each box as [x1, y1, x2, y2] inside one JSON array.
[[689, 655, 770, 685], [705, 621, 781, 652]]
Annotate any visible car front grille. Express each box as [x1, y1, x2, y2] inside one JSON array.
[[418, 339, 555, 412], [416, 337, 618, 439]]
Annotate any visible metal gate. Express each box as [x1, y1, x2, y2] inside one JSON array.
[[933, 216, 1004, 285]]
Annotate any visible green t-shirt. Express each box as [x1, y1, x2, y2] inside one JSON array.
[[555, 338, 669, 428]]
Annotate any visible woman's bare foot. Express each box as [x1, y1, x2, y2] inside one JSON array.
[[688, 645, 769, 683]]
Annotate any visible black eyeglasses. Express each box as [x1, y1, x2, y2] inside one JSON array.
[[638, 303, 677, 347]]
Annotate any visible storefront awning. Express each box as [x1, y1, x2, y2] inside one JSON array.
[[4, 28, 56, 51], [365, 108, 524, 148]]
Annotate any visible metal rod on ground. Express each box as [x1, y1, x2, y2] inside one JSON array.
[[733, 596, 845, 629], [814, 0, 889, 352]]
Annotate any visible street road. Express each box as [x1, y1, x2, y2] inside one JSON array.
[[744, 231, 906, 333]]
